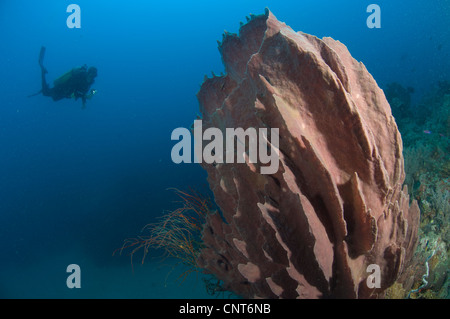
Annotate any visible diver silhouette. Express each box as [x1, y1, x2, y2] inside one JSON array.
[[28, 46, 98, 108]]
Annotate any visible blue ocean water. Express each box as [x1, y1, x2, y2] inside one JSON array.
[[0, 0, 448, 298]]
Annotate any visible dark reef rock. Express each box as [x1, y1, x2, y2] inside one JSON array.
[[196, 9, 420, 298], [384, 82, 413, 120]]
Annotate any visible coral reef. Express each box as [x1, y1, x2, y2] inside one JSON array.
[[385, 82, 449, 299], [195, 10, 420, 299]]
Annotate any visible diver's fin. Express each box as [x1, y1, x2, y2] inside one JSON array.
[[39, 46, 46, 69], [27, 89, 42, 98]]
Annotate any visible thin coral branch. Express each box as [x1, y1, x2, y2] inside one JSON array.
[[114, 188, 213, 279]]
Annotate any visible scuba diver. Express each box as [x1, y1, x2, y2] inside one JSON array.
[[28, 46, 98, 108]]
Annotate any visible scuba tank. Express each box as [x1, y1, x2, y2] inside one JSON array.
[[53, 69, 74, 87], [53, 65, 87, 87]]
